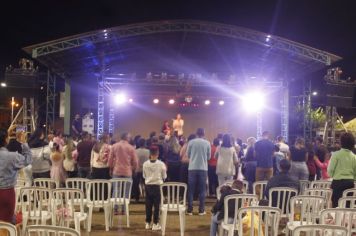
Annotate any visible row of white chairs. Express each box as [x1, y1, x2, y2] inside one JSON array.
[[0, 223, 80, 236]]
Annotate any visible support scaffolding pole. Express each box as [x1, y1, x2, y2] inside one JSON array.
[[97, 82, 104, 139], [281, 85, 289, 142], [46, 70, 56, 135]]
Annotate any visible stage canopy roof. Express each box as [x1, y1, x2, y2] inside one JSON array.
[[23, 20, 342, 81]]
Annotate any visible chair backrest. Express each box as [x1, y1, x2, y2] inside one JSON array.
[[34, 178, 58, 189], [216, 182, 235, 200], [0, 221, 17, 236], [86, 180, 111, 205], [237, 206, 281, 236], [65, 178, 89, 201], [110, 178, 132, 205], [342, 188, 356, 197], [52, 188, 85, 226], [292, 224, 347, 236], [253, 181, 268, 200], [160, 182, 187, 211], [223, 194, 259, 225], [320, 208, 356, 235], [310, 180, 331, 189], [289, 196, 325, 225], [299, 180, 310, 194], [20, 187, 52, 219], [304, 188, 332, 208], [268, 187, 298, 215], [16, 178, 26, 187], [242, 180, 248, 193], [26, 225, 80, 236], [338, 197, 356, 208]]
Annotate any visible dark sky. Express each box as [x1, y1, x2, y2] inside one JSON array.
[[1, 0, 356, 76]]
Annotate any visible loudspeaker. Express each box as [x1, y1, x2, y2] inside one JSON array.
[[326, 83, 354, 97], [326, 96, 353, 108]]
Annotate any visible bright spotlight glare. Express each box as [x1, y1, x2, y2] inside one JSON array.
[[114, 93, 127, 105], [204, 100, 211, 105], [153, 98, 159, 104], [128, 98, 133, 103], [0, 82, 6, 87], [168, 99, 175, 105], [219, 100, 225, 106], [242, 91, 265, 112], [312, 91, 318, 96]]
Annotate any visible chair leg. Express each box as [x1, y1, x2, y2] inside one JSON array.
[[179, 209, 185, 236], [104, 205, 110, 231], [161, 209, 168, 236], [74, 217, 80, 233], [22, 216, 28, 236], [126, 203, 130, 227], [87, 206, 93, 232], [218, 225, 224, 236]]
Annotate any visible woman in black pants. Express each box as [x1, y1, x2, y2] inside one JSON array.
[[327, 132, 356, 207]]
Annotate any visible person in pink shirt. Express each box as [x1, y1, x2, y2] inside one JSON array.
[[109, 132, 138, 214], [313, 151, 331, 180]]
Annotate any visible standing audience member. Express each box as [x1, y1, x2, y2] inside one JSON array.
[[328, 132, 356, 208], [273, 145, 285, 175], [180, 134, 196, 185], [109, 132, 138, 214], [63, 136, 77, 178], [276, 135, 289, 156], [50, 143, 66, 186], [243, 137, 257, 193], [28, 128, 51, 179], [289, 137, 309, 181], [314, 136, 327, 180], [0, 128, 32, 223], [166, 132, 181, 182], [187, 128, 211, 215], [157, 133, 168, 162], [90, 134, 111, 179], [314, 151, 330, 180], [306, 144, 317, 181], [133, 138, 150, 202], [208, 138, 219, 196], [53, 131, 65, 151], [254, 131, 275, 196], [143, 145, 167, 231], [76, 132, 94, 178], [215, 134, 238, 186]]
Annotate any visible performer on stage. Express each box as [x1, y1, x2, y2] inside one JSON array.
[[161, 120, 171, 136], [71, 114, 82, 138], [172, 113, 184, 137]]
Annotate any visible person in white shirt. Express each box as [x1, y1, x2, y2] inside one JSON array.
[[172, 113, 184, 137], [276, 135, 289, 156], [143, 145, 167, 231]]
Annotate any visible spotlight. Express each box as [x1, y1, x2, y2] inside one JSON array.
[[128, 98, 133, 103], [312, 91, 318, 96], [219, 100, 225, 106], [114, 93, 127, 105], [153, 98, 159, 104], [204, 100, 211, 105], [242, 91, 265, 113], [265, 35, 271, 42], [0, 82, 6, 87], [168, 99, 175, 105]]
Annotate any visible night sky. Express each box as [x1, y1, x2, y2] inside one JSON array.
[[1, 0, 356, 76]]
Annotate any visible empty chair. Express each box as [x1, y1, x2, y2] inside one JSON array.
[[0, 221, 17, 236], [268, 187, 298, 218], [342, 188, 356, 197], [253, 181, 268, 200], [299, 180, 310, 195], [51, 188, 88, 232], [33, 178, 58, 189], [160, 182, 187, 236], [320, 208, 356, 235], [20, 187, 52, 235], [338, 196, 356, 208], [86, 180, 111, 232], [286, 195, 325, 235], [219, 194, 259, 236], [304, 188, 332, 208], [309, 180, 331, 189], [65, 178, 89, 206], [292, 224, 347, 236], [109, 178, 132, 228], [26, 225, 80, 236], [236, 206, 281, 236]]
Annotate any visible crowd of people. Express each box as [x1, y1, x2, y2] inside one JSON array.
[[0, 122, 355, 233]]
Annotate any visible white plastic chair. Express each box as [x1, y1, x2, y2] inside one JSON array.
[[299, 180, 310, 195], [342, 188, 356, 197], [309, 180, 331, 189], [338, 196, 356, 208], [26, 225, 80, 236], [286, 195, 325, 235], [51, 188, 88, 232], [242, 180, 248, 193], [160, 182, 187, 236], [268, 187, 298, 218], [33, 178, 59, 189], [219, 194, 259, 236], [16, 178, 26, 187], [65, 178, 89, 206], [304, 188, 332, 208], [321, 208, 356, 235], [236, 206, 281, 236], [253, 181, 268, 200], [292, 224, 347, 236], [20, 187, 52, 235], [109, 178, 132, 228], [86, 180, 111, 232], [0, 221, 17, 236]]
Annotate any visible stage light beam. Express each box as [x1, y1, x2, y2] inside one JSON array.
[[242, 91, 265, 113], [312, 91, 318, 96], [114, 93, 127, 105], [0, 82, 6, 87], [168, 99, 175, 105], [219, 100, 225, 106], [153, 98, 159, 104], [204, 100, 211, 105]]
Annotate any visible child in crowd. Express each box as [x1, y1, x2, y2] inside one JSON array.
[[210, 180, 244, 236], [314, 151, 331, 180], [50, 143, 67, 186], [143, 145, 167, 231]]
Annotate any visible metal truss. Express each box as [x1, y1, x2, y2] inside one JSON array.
[[46, 70, 56, 134], [108, 104, 115, 135], [280, 86, 289, 142], [324, 106, 337, 146], [97, 83, 104, 138], [28, 20, 341, 65], [256, 112, 262, 140], [303, 80, 312, 141]]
